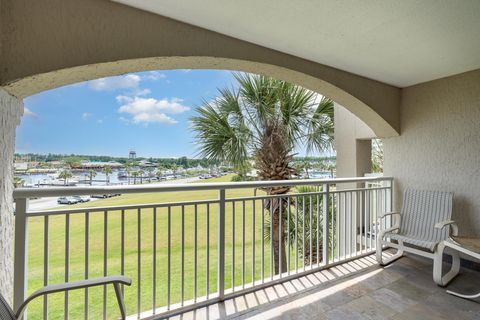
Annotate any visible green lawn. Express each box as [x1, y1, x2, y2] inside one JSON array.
[[26, 175, 307, 319]]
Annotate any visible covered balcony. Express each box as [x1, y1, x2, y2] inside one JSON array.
[[1, 1, 480, 320], [11, 177, 480, 319], [13, 177, 391, 319]]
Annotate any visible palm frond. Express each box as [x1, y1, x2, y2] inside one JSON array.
[[190, 99, 250, 167], [305, 96, 334, 154]]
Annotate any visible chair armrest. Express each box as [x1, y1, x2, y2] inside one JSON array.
[[15, 276, 131, 319], [377, 211, 401, 232], [378, 211, 401, 219], [435, 220, 458, 237]]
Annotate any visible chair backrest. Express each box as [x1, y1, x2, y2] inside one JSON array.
[[400, 189, 453, 243], [0, 294, 16, 320]]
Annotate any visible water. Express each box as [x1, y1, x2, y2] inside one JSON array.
[[309, 172, 334, 179], [17, 170, 131, 186]]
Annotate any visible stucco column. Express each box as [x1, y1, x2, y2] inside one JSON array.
[[334, 104, 375, 186], [0, 88, 23, 304]]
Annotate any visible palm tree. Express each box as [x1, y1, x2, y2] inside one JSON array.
[[326, 163, 335, 178], [156, 164, 164, 179], [103, 166, 112, 185], [13, 176, 25, 188], [294, 160, 311, 179], [264, 186, 335, 265], [131, 171, 139, 184], [124, 163, 132, 184], [146, 167, 154, 183], [138, 169, 145, 184], [191, 73, 334, 274], [171, 164, 179, 177], [87, 169, 96, 185], [58, 169, 73, 186]]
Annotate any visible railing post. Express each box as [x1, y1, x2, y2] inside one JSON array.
[[217, 189, 226, 301], [14, 197, 29, 319], [388, 178, 394, 229], [322, 184, 329, 266]]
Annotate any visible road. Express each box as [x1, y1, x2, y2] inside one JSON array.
[[24, 176, 201, 211]]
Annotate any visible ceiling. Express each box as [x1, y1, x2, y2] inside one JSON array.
[[113, 0, 480, 87]]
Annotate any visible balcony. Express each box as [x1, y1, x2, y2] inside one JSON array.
[[12, 177, 480, 319]]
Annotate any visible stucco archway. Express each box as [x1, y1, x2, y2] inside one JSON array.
[[1, 0, 400, 138]]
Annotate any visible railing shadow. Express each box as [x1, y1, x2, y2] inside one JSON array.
[[159, 253, 397, 320]]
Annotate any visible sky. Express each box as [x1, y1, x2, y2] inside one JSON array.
[[17, 70, 237, 158], [17, 69, 332, 158]]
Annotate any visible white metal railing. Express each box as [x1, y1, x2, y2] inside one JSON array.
[[13, 176, 393, 319]]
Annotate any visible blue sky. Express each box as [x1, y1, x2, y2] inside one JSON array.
[[17, 69, 332, 158], [17, 70, 237, 158]]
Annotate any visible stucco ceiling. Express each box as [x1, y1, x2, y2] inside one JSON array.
[[113, 0, 480, 87]]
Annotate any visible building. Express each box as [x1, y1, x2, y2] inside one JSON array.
[[129, 150, 136, 160]]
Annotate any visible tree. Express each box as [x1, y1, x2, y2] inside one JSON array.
[[319, 161, 335, 178], [124, 163, 132, 185], [326, 163, 335, 178], [146, 167, 155, 183], [138, 169, 145, 184], [87, 169, 97, 185], [58, 169, 73, 186], [64, 157, 81, 169], [294, 160, 311, 179], [103, 166, 112, 185], [191, 73, 334, 274], [131, 171, 139, 184], [13, 177, 25, 188], [171, 164, 179, 177], [156, 164, 165, 178], [264, 186, 335, 265]]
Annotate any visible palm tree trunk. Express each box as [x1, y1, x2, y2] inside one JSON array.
[[271, 199, 288, 274]]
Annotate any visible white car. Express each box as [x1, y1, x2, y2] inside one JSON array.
[[73, 196, 90, 203], [57, 197, 79, 205]]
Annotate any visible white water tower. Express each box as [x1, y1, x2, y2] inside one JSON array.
[[129, 149, 136, 160]]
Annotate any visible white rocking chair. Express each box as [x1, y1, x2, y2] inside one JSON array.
[[0, 276, 131, 320], [376, 189, 460, 286]]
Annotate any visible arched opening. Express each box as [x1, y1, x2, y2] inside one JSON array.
[[10, 69, 394, 315], [8, 57, 398, 138]]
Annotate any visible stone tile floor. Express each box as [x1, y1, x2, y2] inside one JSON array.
[[165, 253, 480, 320]]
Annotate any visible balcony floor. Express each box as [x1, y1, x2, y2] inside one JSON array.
[[164, 252, 480, 320]]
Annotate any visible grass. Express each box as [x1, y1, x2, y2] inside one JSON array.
[[26, 175, 307, 319]]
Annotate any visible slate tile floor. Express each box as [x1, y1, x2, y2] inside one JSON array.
[[164, 252, 480, 320]]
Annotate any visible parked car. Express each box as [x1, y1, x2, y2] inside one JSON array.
[[57, 197, 79, 205], [72, 196, 90, 203], [91, 194, 109, 198], [91, 194, 121, 198]]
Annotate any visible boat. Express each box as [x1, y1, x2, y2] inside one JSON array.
[[117, 170, 128, 178]]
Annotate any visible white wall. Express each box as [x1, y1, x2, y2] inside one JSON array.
[[384, 69, 480, 236], [0, 88, 23, 304], [334, 103, 375, 181]]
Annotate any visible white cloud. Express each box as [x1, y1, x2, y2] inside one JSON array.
[[82, 112, 92, 120], [117, 96, 190, 125], [24, 107, 37, 118], [145, 71, 166, 81], [88, 74, 141, 91], [135, 88, 151, 96], [181, 69, 192, 73], [97, 119, 103, 124]]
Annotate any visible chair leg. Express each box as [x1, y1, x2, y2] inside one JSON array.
[[433, 243, 460, 286], [446, 290, 480, 300], [113, 283, 127, 320], [377, 239, 404, 266]]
